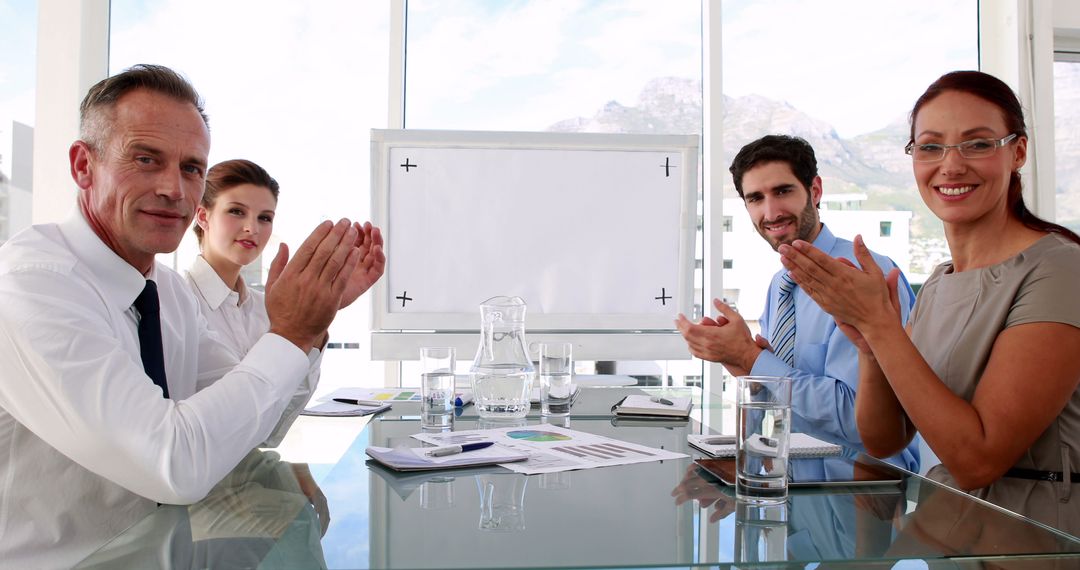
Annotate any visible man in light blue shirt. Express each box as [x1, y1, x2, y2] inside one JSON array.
[[677, 135, 919, 471]]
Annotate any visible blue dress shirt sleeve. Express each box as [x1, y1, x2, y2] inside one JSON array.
[[751, 234, 918, 472]]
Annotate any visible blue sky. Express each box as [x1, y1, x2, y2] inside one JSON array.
[[404, 0, 976, 136], [0, 0, 37, 126], [1, 0, 978, 234], [1, 0, 978, 139]]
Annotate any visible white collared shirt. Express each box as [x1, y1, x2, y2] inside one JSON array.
[[185, 255, 321, 447], [0, 211, 312, 568]]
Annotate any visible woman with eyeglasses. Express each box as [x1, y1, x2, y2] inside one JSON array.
[[777, 70, 1080, 530]]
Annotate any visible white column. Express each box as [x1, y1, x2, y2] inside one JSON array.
[[979, 0, 1055, 220], [387, 0, 406, 131], [382, 0, 407, 386], [32, 0, 110, 224], [702, 0, 727, 401], [1056, 0, 1080, 30]]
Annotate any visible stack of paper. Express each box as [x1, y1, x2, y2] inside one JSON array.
[[365, 445, 527, 471], [301, 400, 390, 417], [611, 394, 692, 418]]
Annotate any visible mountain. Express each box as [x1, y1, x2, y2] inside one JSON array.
[[548, 77, 702, 135], [547, 77, 939, 236], [547, 75, 1080, 237]]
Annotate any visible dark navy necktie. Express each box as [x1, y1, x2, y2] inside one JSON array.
[[133, 280, 169, 398]]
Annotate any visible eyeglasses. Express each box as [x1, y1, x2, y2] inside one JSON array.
[[905, 133, 1018, 162]]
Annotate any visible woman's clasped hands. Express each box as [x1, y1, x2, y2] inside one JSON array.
[[777, 234, 904, 354]]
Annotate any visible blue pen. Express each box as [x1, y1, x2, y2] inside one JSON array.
[[426, 441, 495, 457]]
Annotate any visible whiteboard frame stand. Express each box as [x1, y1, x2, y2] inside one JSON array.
[[369, 128, 699, 361]]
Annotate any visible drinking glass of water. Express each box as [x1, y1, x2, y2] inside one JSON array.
[[538, 342, 573, 417], [420, 347, 456, 428], [735, 376, 792, 504]]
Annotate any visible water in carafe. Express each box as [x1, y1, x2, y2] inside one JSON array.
[[470, 296, 535, 419]]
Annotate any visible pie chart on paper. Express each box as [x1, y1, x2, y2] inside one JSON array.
[[506, 430, 571, 442]]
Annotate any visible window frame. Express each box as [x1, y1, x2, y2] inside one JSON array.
[[30, 0, 1041, 393]]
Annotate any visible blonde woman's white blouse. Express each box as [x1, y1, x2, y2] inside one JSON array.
[[185, 255, 321, 447]]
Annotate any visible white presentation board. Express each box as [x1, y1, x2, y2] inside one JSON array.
[[370, 129, 698, 359]]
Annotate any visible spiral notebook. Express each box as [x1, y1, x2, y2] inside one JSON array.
[[688, 432, 842, 459]]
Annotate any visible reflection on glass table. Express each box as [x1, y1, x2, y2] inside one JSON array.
[[76, 449, 328, 569], [76, 387, 1080, 569]]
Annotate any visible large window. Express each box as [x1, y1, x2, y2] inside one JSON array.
[[110, 0, 390, 387], [104, 0, 979, 390], [721, 0, 978, 321], [405, 2, 702, 133], [0, 0, 37, 243], [404, 1, 704, 385], [401, 0, 977, 387], [1054, 60, 1080, 234]]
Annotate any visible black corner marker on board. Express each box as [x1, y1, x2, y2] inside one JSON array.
[[660, 156, 675, 177]]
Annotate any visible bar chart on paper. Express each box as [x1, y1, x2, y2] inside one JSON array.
[[550, 442, 659, 460], [412, 425, 686, 475]]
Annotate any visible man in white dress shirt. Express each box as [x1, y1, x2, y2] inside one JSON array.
[[0, 64, 384, 566]]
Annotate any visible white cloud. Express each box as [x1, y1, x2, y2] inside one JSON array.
[[406, 1, 582, 106], [722, 0, 977, 136], [0, 0, 38, 128], [110, 0, 391, 352], [405, 0, 701, 129], [110, 0, 389, 230], [403, 0, 976, 137]]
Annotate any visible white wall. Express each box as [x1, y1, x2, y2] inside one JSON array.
[[1055, 0, 1080, 29]]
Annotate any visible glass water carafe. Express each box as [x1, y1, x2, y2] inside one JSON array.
[[470, 296, 535, 419]]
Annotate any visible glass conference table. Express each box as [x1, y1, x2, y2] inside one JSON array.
[[77, 387, 1080, 569]]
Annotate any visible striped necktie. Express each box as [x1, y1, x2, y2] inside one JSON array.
[[772, 273, 797, 367], [134, 280, 170, 398]]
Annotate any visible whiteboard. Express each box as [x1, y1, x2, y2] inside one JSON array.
[[370, 129, 698, 339]]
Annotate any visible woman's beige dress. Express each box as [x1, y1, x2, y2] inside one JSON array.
[[911, 233, 1080, 534]]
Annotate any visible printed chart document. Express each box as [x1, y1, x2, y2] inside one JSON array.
[[688, 432, 842, 458], [413, 424, 686, 475]]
